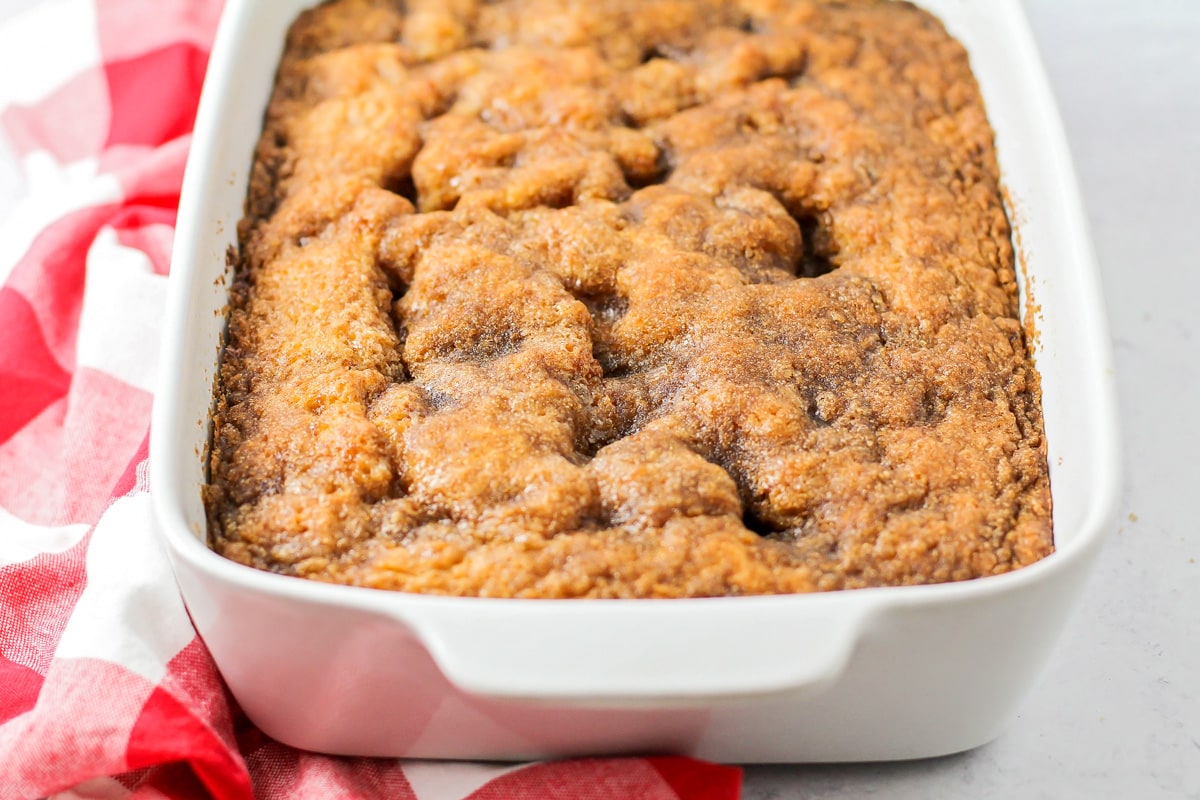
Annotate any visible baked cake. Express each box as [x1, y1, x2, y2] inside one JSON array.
[[205, 0, 1053, 597]]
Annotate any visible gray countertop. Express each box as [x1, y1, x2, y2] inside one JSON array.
[[0, 1, 1192, 796], [744, 1, 1200, 797]]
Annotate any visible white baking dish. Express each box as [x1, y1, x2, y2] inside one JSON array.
[[151, 0, 1119, 761]]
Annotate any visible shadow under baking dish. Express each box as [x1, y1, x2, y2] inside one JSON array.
[[150, 0, 1119, 762]]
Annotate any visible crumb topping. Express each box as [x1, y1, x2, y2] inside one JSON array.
[[206, 0, 1053, 597]]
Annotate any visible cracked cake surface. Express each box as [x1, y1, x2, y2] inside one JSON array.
[[205, 0, 1053, 597]]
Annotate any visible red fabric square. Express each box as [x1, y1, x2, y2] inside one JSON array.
[[0, 653, 45, 723], [103, 43, 208, 149], [0, 287, 71, 447]]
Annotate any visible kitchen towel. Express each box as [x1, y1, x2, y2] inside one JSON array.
[[0, 1, 743, 797]]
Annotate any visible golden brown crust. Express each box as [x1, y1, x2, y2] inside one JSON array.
[[206, 0, 1053, 598]]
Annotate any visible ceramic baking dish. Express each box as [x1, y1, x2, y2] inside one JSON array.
[[151, 0, 1119, 761]]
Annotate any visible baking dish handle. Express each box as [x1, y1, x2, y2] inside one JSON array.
[[402, 598, 873, 703]]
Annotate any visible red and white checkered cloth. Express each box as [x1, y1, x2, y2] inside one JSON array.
[[0, 2, 743, 797]]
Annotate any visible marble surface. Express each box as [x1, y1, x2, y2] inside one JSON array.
[[0, 1, 1193, 796], [743, 1, 1200, 797]]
